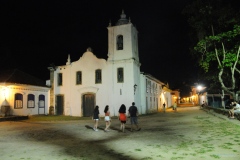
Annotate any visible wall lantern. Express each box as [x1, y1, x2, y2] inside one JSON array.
[[134, 84, 137, 95]]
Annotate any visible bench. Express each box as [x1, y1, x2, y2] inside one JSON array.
[[233, 110, 240, 120], [205, 106, 240, 121]]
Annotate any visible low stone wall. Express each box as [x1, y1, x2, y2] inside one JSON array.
[[1, 105, 10, 117], [178, 103, 195, 107], [0, 116, 29, 122], [205, 106, 240, 120]]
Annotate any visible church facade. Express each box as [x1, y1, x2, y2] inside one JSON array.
[[48, 11, 175, 117]]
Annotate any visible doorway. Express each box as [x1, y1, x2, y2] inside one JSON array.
[[56, 95, 64, 115], [82, 94, 95, 117]]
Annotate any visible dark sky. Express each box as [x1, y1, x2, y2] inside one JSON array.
[[0, 0, 198, 89]]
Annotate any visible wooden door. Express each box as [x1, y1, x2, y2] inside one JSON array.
[[82, 94, 95, 117], [56, 95, 64, 115]]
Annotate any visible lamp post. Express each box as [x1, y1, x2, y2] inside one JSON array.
[[197, 85, 203, 105]]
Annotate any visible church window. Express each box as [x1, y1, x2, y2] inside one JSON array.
[[39, 95, 45, 108], [27, 94, 35, 108], [76, 71, 82, 85], [58, 73, 62, 86], [117, 68, 124, 82], [117, 35, 123, 50], [95, 69, 102, 84], [15, 93, 23, 109]]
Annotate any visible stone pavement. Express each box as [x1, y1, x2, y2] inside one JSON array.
[[1, 106, 240, 160]]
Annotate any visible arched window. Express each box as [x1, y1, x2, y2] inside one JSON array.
[[117, 68, 124, 82], [117, 35, 123, 50], [95, 69, 102, 84], [39, 95, 45, 108], [27, 94, 35, 108], [15, 93, 23, 109], [76, 71, 82, 85], [58, 73, 62, 86]]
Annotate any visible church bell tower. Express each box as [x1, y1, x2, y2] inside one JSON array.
[[107, 10, 139, 63]]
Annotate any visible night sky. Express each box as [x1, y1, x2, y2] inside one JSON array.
[[0, 0, 198, 90]]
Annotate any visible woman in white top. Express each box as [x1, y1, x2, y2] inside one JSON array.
[[229, 102, 240, 118], [104, 105, 111, 132]]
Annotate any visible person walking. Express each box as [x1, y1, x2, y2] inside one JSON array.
[[201, 101, 207, 109], [118, 104, 127, 133], [128, 102, 141, 132], [104, 105, 111, 132], [163, 102, 166, 112], [173, 101, 177, 111], [92, 105, 100, 131]]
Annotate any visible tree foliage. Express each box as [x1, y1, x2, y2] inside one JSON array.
[[183, 0, 240, 101]]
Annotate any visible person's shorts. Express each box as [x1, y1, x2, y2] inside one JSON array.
[[130, 117, 138, 124], [105, 116, 110, 121], [121, 121, 126, 124], [94, 119, 99, 121]]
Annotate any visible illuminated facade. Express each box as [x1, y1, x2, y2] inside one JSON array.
[[0, 69, 50, 116], [48, 11, 174, 117]]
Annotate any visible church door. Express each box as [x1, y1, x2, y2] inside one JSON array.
[[82, 94, 95, 117], [56, 95, 64, 115]]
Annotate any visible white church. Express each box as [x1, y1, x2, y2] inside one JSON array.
[[47, 11, 177, 117]]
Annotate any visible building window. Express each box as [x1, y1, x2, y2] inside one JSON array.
[[95, 69, 102, 84], [117, 35, 123, 50], [15, 93, 23, 109], [27, 94, 35, 108], [146, 79, 148, 93], [76, 71, 82, 85], [146, 97, 148, 111], [159, 86, 162, 94], [152, 83, 155, 94], [150, 97, 152, 108], [149, 81, 152, 93], [58, 73, 62, 86], [153, 97, 156, 108], [117, 68, 124, 82], [39, 95, 45, 108]]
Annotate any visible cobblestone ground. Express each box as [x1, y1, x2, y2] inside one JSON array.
[[0, 106, 240, 160]]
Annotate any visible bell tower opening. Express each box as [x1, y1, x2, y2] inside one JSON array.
[[107, 10, 139, 63], [117, 35, 123, 50]]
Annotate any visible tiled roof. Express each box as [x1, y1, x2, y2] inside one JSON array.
[[0, 69, 47, 87]]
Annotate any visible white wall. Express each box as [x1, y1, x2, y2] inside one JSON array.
[[0, 84, 49, 116]]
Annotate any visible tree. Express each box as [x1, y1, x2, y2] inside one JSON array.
[[195, 25, 240, 100], [183, 0, 240, 103]]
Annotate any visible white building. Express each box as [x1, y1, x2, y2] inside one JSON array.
[[48, 11, 175, 117], [0, 69, 50, 116]]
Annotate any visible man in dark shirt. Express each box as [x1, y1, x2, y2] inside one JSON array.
[[128, 102, 141, 132], [163, 102, 166, 112]]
